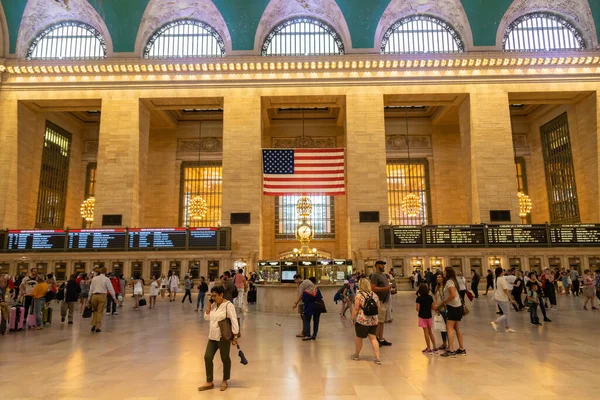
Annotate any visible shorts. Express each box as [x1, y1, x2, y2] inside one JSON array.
[[134, 289, 143, 296], [377, 305, 387, 323], [446, 305, 463, 322], [354, 322, 377, 339], [418, 317, 433, 328], [80, 293, 88, 299]]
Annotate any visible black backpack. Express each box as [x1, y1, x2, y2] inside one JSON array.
[[199, 282, 208, 292], [55, 283, 66, 302], [361, 293, 378, 316]]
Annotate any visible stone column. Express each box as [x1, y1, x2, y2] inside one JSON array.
[[0, 98, 18, 228], [460, 90, 520, 223], [345, 93, 388, 258], [93, 98, 150, 228], [221, 93, 262, 260]]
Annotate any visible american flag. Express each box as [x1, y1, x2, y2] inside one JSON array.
[[262, 148, 345, 196]]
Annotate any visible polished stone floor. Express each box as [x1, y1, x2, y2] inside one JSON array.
[[1, 291, 599, 400]]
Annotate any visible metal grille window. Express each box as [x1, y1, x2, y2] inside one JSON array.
[[180, 162, 222, 227], [503, 13, 585, 52], [381, 15, 464, 54], [27, 21, 106, 60], [144, 20, 225, 59], [262, 18, 344, 56], [35, 122, 72, 229], [540, 113, 580, 223], [387, 160, 431, 225], [275, 195, 335, 239]]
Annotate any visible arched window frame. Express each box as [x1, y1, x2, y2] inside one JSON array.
[[381, 15, 464, 55], [261, 17, 345, 57], [143, 19, 226, 59], [502, 12, 585, 52], [26, 21, 107, 60]]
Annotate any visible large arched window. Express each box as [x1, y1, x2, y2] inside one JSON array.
[[381, 15, 464, 54], [27, 21, 106, 60], [262, 18, 344, 57], [144, 19, 225, 59], [503, 13, 585, 52]]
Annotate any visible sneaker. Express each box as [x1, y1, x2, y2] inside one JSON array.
[[301, 336, 312, 341], [105, 312, 110, 316], [113, 312, 118, 315], [350, 354, 360, 361], [422, 348, 433, 356], [68, 321, 73, 325], [543, 317, 552, 322], [490, 321, 498, 332], [95, 329, 101, 333], [593, 307, 598, 310], [380, 340, 392, 346], [505, 328, 516, 333], [91, 326, 96, 332], [455, 349, 467, 356], [373, 359, 382, 365], [438, 344, 447, 351], [440, 351, 456, 358], [296, 333, 306, 338]]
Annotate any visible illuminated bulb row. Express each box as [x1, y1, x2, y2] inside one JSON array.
[[80, 197, 95, 222], [518, 192, 533, 218], [1, 55, 599, 75]]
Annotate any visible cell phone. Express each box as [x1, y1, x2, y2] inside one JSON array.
[[209, 298, 214, 304]]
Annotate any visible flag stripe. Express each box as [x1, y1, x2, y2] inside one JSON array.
[[295, 155, 344, 161], [264, 177, 344, 182], [264, 184, 345, 189]]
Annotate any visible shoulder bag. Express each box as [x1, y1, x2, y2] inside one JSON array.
[[218, 302, 241, 341], [82, 304, 93, 318]]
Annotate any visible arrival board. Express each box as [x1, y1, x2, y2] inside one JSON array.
[[7, 230, 66, 251], [128, 228, 187, 249], [488, 225, 548, 246], [425, 225, 485, 247], [392, 226, 423, 247], [188, 228, 218, 248], [550, 224, 600, 246], [68, 229, 127, 250]]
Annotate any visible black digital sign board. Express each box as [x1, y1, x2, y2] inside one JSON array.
[[425, 225, 485, 247], [488, 225, 548, 247], [188, 228, 218, 248], [68, 229, 127, 251], [7, 230, 66, 251], [128, 228, 187, 250], [392, 226, 423, 247], [550, 224, 600, 246]]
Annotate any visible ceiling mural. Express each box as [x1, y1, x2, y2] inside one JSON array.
[[1, 0, 600, 56], [497, 0, 598, 48], [254, 0, 352, 52], [136, 0, 232, 55], [376, 0, 473, 50], [16, 0, 112, 58]]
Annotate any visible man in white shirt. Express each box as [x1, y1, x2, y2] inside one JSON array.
[[89, 267, 117, 333]]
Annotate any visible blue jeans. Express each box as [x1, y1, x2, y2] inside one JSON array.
[[302, 312, 321, 338], [34, 298, 45, 327], [529, 303, 539, 323], [196, 292, 206, 309]]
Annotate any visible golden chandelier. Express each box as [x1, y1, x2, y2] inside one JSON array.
[[80, 197, 95, 222], [189, 196, 208, 220], [401, 193, 422, 218], [518, 192, 532, 218], [296, 196, 313, 218]]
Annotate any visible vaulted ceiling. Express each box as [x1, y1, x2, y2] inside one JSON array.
[[1, 0, 599, 56]]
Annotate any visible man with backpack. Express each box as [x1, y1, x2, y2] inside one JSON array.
[[370, 260, 392, 347]]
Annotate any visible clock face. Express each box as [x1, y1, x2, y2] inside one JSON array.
[[297, 225, 313, 239]]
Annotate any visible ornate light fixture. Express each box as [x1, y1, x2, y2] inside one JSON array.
[[400, 108, 422, 219], [188, 122, 208, 222], [296, 196, 313, 218], [80, 197, 95, 222], [518, 191, 532, 218]]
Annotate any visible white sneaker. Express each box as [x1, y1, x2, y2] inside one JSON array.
[[491, 321, 498, 332], [113, 312, 118, 315], [505, 328, 516, 333], [105, 312, 110, 316]]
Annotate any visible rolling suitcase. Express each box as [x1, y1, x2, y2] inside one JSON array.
[[247, 289, 256, 304], [27, 305, 37, 329], [0, 308, 7, 335], [9, 305, 24, 331], [43, 307, 53, 325]]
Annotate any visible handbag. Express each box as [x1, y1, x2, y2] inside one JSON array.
[[460, 295, 470, 316], [466, 290, 474, 302], [314, 298, 327, 313], [138, 297, 147, 307], [218, 302, 241, 342], [82, 304, 92, 318], [433, 313, 446, 332]]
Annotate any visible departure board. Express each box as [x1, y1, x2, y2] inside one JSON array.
[[7, 230, 66, 251], [68, 229, 127, 251], [550, 224, 600, 246], [392, 226, 423, 247], [425, 225, 485, 247], [128, 228, 187, 250], [0, 231, 5, 250], [488, 225, 548, 246], [188, 228, 218, 248]]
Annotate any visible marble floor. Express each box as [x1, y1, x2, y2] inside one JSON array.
[[1, 291, 599, 400]]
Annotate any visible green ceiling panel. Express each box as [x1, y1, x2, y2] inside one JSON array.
[[589, 0, 600, 41], [335, 0, 389, 49], [1, 0, 28, 54], [212, 0, 271, 51], [88, 0, 149, 52], [461, 0, 514, 46]]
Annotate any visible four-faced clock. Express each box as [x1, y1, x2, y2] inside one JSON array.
[[296, 221, 313, 241]]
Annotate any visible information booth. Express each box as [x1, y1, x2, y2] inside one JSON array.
[[131, 261, 143, 279], [529, 258, 542, 273], [549, 257, 561, 269], [257, 261, 281, 282], [488, 257, 502, 269], [188, 261, 200, 279], [150, 261, 162, 279], [207, 260, 219, 280], [331, 260, 352, 283], [169, 261, 181, 279], [568, 257, 582, 274], [470, 258, 483, 276], [411, 257, 425, 273], [112, 262, 124, 277], [281, 261, 298, 283], [55, 262, 67, 280], [298, 260, 317, 280]]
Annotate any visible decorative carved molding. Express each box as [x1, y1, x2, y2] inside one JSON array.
[[386, 135, 431, 150], [376, 0, 473, 50], [254, 0, 352, 53], [137, 0, 232, 54], [17, 0, 112, 58], [177, 138, 223, 153], [273, 136, 336, 149], [83, 140, 98, 155], [513, 134, 529, 149], [497, 0, 598, 49]]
